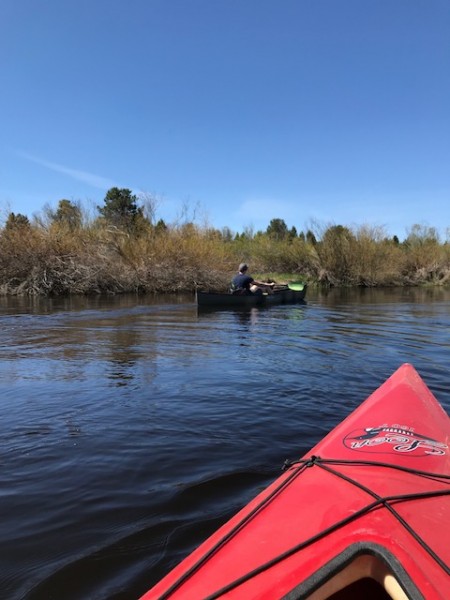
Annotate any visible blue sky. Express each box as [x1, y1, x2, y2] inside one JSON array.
[[1, 0, 449, 240]]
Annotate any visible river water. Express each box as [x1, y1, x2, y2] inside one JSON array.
[[1, 287, 449, 599]]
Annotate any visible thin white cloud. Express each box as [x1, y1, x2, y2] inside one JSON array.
[[17, 151, 117, 190]]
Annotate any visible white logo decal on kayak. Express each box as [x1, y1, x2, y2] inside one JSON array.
[[344, 425, 448, 456]]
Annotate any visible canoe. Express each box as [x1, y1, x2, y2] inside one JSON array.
[[197, 283, 307, 308], [140, 364, 449, 600]]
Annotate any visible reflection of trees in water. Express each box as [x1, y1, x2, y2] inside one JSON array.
[[107, 356, 138, 385], [99, 308, 201, 386], [1, 308, 160, 386], [314, 287, 450, 305], [103, 324, 159, 386]]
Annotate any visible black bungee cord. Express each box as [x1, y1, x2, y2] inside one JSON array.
[[157, 456, 450, 599]]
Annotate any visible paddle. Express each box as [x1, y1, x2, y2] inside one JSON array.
[[273, 282, 305, 292], [287, 282, 305, 291]]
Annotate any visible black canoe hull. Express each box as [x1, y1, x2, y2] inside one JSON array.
[[196, 285, 307, 308]]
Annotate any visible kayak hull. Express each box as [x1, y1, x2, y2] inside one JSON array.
[[140, 364, 449, 599]]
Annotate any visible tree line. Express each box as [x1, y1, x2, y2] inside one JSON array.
[[1, 188, 449, 296]]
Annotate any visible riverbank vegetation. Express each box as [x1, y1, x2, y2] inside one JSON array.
[[1, 189, 449, 296]]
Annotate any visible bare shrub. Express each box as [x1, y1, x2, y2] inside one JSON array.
[[1, 212, 450, 295]]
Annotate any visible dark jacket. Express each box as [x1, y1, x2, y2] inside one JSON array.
[[230, 273, 254, 294]]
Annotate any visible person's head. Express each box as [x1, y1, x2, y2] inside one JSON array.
[[239, 263, 248, 273]]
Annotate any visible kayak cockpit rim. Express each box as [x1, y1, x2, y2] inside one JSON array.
[[282, 542, 423, 600]]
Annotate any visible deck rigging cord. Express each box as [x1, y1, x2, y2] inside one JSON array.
[[157, 456, 450, 599]]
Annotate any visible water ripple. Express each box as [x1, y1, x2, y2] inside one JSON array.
[[0, 290, 449, 599]]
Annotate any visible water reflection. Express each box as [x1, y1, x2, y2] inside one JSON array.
[[0, 292, 195, 315], [234, 308, 260, 327], [311, 286, 450, 305], [0, 299, 202, 391]]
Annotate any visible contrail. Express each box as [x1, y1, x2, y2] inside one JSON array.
[[17, 151, 117, 190]]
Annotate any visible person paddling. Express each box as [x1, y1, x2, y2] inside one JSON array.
[[230, 263, 275, 295]]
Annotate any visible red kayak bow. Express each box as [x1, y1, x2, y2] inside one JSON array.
[[141, 363, 449, 600]]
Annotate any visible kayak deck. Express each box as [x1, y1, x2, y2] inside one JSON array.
[[140, 364, 449, 600]]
